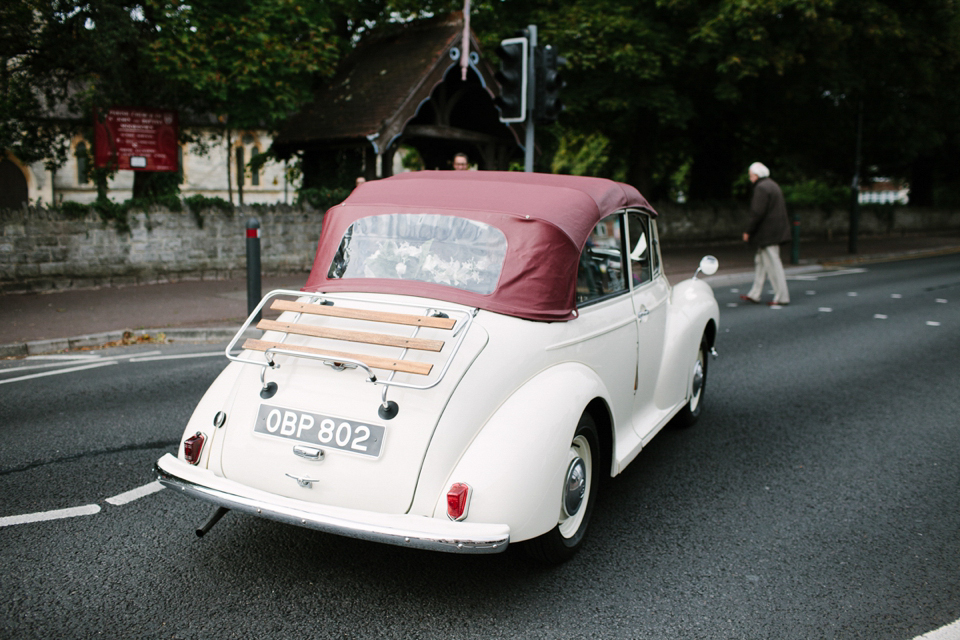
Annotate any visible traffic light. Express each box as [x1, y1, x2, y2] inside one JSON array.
[[494, 35, 528, 123], [535, 45, 565, 124]]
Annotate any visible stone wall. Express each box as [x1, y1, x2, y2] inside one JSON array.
[[3, 203, 960, 293], [654, 204, 960, 243], [0, 206, 323, 293]]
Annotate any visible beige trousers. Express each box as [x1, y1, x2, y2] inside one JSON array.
[[747, 244, 790, 304]]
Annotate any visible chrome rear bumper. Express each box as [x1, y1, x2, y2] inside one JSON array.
[[155, 454, 510, 554]]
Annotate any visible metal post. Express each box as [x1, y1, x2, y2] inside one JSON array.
[[246, 217, 261, 321], [791, 213, 800, 264], [849, 100, 863, 255], [524, 25, 537, 173]]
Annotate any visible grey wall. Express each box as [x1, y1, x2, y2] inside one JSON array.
[[3, 204, 959, 293], [654, 204, 960, 243], [1, 207, 322, 293]]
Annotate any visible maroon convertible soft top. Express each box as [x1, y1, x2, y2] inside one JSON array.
[[303, 171, 655, 322]]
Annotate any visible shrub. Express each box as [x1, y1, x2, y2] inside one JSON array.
[[782, 180, 849, 209], [183, 194, 234, 214], [297, 187, 350, 211]]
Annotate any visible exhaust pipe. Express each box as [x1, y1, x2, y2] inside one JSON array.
[[196, 506, 230, 538]]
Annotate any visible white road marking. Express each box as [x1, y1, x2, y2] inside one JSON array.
[[0, 360, 118, 385], [914, 618, 960, 640], [927, 321, 942, 327], [105, 480, 164, 506], [730, 288, 740, 293], [726, 303, 738, 308], [806, 290, 816, 295], [936, 298, 948, 304], [128, 352, 223, 363], [848, 292, 858, 296], [2, 480, 166, 528], [0, 504, 101, 528], [892, 294, 903, 299], [24, 354, 104, 361], [874, 314, 888, 319], [3, 349, 201, 375], [819, 307, 833, 312], [1, 358, 113, 374], [789, 268, 867, 281]]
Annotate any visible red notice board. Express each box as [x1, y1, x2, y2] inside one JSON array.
[[94, 107, 179, 172]]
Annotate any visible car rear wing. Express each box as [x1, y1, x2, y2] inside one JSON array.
[[225, 290, 477, 419]]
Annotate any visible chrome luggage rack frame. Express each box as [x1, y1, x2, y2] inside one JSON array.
[[225, 290, 477, 417]]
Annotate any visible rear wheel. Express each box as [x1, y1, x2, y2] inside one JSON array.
[[673, 334, 708, 428], [524, 412, 600, 564]]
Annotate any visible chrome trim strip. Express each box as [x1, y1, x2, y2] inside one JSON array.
[[156, 457, 509, 554]]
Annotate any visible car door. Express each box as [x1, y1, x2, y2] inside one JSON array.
[[575, 212, 640, 448], [626, 211, 671, 442]]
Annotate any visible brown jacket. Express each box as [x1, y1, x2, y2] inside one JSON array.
[[746, 177, 791, 247]]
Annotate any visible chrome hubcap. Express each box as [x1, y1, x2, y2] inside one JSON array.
[[563, 458, 587, 517], [691, 359, 704, 398]]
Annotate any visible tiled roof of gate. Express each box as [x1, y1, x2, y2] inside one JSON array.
[[275, 15, 469, 147]]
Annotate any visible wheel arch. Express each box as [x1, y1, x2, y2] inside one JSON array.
[[703, 318, 718, 350], [585, 396, 614, 480], [429, 362, 612, 542]]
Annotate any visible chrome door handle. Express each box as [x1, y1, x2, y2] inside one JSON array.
[[637, 307, 650, 321]]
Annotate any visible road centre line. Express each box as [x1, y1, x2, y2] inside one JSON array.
[[105, 480, 164, 506], [788, 268, 867, 281], [1, 481, 166, 528], [0, 360, 118, 385], [0, 504, 101, 528]]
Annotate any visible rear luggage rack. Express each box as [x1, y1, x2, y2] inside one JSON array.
[[226, 290, 477, 418]]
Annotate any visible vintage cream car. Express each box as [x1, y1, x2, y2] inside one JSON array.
[[156, 171, 719, 563]]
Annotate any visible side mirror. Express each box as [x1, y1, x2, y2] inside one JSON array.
[[693, 255, 718, 280]]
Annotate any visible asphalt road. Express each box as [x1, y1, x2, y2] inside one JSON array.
[[1, 254, 958, 639]]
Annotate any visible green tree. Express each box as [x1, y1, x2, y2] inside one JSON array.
[[148, 0, 339, 131], [2, 0, 341, 201], [0, 0, 75, 168], [148, 0, 341, 203], [473, 0, 960, 202]]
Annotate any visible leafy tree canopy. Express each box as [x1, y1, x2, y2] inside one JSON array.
[[472, 0, 960, 202], [147, 0, 340, 130], [4, 0, 960, 205], [1, 0, 341, 183]]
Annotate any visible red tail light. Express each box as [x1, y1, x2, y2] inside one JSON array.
[[446, 483, 471, 521], [183, 432, 206, 465]]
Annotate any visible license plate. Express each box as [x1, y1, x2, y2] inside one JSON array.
[[253, 404, 385, 458]]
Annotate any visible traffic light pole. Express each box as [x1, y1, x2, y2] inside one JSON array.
[[524, 25, 537, 173]]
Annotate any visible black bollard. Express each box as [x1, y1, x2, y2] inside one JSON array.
[[246, 218, 261, 321]]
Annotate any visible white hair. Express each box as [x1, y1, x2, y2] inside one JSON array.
[[749, 162, 770, 178]]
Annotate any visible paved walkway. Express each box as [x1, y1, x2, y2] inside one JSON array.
[[2, 232, 959, 357]]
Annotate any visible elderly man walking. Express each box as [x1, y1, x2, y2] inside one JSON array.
[[741, 162, 791, 306]]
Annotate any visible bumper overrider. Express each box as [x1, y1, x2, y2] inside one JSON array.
[[155, 454, 510, 554]]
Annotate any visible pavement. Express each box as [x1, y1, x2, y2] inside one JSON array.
[[2, 232, 959, 358]]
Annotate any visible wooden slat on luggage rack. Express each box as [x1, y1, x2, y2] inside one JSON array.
[[241, 339, 434, 376], [270, 299, 457, 330], [257, 319, 444, 352]]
